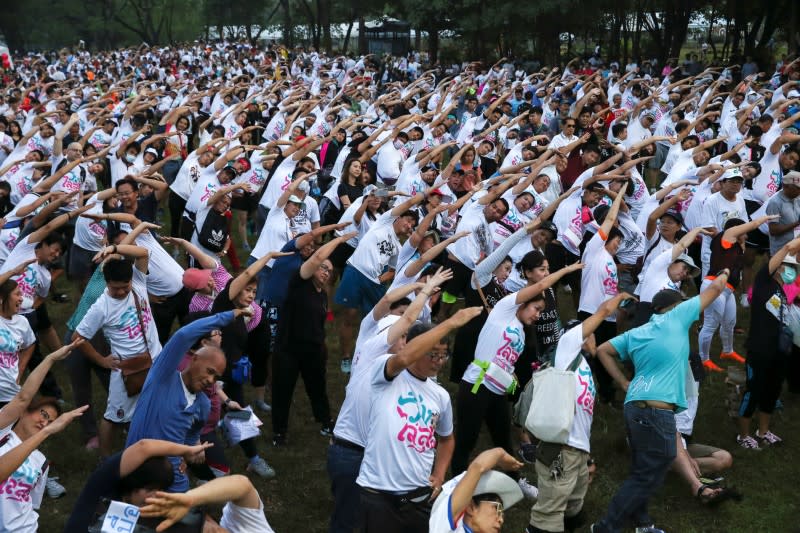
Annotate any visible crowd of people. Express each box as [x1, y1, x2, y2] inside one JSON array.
[[0, 38, 798, 533]]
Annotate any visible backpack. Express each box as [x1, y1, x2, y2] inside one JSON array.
[[195, 209, 228, 253], [524, 352, 583, 444]]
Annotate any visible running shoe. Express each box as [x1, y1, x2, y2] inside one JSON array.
[[246, 456, 276, 479], [755, 429, 782, 446], [736, 434, 762, 450], [720, 351, 745, 364], [703, 360, 724, 373]]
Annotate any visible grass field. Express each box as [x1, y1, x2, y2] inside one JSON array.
[[33, 249, 800, 533]]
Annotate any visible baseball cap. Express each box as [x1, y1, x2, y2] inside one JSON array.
[[721, 167, 744, 181], [537, 220, 558, 237], [674, 253, 700, 277], [783, 171, 800, 186], [287, 194, 304, 205], [660, 209, 684, 226]]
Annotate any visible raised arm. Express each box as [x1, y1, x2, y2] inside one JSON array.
[[385, 307, 483, 378], [514, 263, 583, 305], [160, 236, 217, 270], [299, 232, 357, 279]]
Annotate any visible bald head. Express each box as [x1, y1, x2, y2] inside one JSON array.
[[182, 346, 227, 393]]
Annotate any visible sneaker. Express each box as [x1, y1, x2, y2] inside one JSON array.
[[253, 399, 272, 413], [635, 527, 666, 533], [518, 443, 537, 464], [45, 477, 66, 499], [703, 360, 724, 373], [85, 435, 100, 451], [320, 422, 334, 438], [720, 351, 745, 364], [246, 456, 276, 479], [272, 433, 287, 447], [517, 477, 539, 500], [340, 359, 352, 374], [756, 430, 782, 446], [739, 293, 750, 308], [736, 434, 762, 450]]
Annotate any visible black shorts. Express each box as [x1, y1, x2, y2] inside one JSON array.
[[442, 257, 474, 300], [230, 193, 259, 213], [744, 200, 770, 252], [545, 241, 581, 290], [68, 243, 98, 279]]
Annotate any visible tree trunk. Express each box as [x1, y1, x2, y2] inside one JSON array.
[[358, 17, 367, 55], [343, 18, 354, 54], [429, 28, 439, 64]]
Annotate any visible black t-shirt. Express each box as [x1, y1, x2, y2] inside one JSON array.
[[136, 191, 158, 223], [709, 234, 744, 289], [746, 265, 783, 358], [212, 278, 248, 364], [337, 182, 364, 205], [276, 271, 327, 348], [64, 452, 123, 532]]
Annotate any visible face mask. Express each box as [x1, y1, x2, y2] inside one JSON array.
[[781, 266, 797, 284], [125, 153, 136, 164], [504, 138, 518, 149]]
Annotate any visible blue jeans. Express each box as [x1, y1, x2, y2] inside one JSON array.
[[593, 403, 677, 532], [327, 442, 364, 533]]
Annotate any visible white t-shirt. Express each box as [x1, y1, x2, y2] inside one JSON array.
[[553, 326, 595, 452], [356, 359, 453, 491], [185, 173, 222, 216], [429, 474, 469, 533], [73, 193, 107, 251], [219, 500, 275, 533], [0, 237, 51, 315], [0, 425, 48, 533], [347, 212, 400, 283], [448, 202, 493, 269], [75, 267, 163, 358], [553, 189, 586, 255], [579, 231, 618, 318], [699, 192, 748, 273], [0, 314, 36, 402], [462, 294, 525, 394], [334, 353, 390, 447], [376, 143, 404, 184], [751, 149, 783, 204], [170, 153, 214, 201], [251, 207, 293, 265], [258, 157, 298, 210], [639, 248, 682, 302], [134, 230, 184, 297]]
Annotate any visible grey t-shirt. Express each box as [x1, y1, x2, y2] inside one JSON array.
[[766, 192, 800, 255]]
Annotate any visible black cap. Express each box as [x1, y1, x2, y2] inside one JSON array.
[[660, 209, 684, 226], [651, 289, 685, 313]]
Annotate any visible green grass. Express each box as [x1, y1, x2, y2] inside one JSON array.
[[34, 246, 800, 533]]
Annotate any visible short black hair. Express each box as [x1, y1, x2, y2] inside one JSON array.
[[102, 257, 134, 283], [118, 456, 175, 496]]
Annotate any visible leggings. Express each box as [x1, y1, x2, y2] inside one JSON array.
[[698, 281, 736, 359], [451, 380, 513, 476]]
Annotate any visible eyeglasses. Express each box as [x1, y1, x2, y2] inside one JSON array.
[[428, 351, 450, 362], [209, 330, 222, 337], [479, 500, 504, 519], [319, 264, 332, 273], [39, 409, 52, 422]]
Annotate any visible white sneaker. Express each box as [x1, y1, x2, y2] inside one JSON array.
[[46, 477, 66, 499], [246, 456, 276, 479], [739, 293, 750, 308], [518, 477, 539, 500]]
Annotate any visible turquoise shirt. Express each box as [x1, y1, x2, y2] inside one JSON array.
[[609, 296, 701, 412]]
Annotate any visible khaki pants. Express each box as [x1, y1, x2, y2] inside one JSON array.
[[530, 446, 589, 532]]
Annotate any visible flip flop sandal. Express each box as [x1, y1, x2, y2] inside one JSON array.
[[696, 484, 742, 506]]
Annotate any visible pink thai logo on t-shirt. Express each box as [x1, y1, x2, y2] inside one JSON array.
[[493, 326, 524, 371], [116, 301, 152, 340], [199, 184, 217, 204], [0, 329, 19, 369], [16, 267, 37, 302], [576, 365, 595, 415], [603, 261, 618, 295], [0, 455, 39, 503], [395, 390, 439, 453]]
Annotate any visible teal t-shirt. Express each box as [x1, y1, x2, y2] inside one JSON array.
[[609, 296, 700, 412]]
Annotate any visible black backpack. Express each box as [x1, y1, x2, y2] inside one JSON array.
[[196, 209, 229, 253]]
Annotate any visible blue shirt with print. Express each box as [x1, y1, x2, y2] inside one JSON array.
[[609, 296, 700, 412]]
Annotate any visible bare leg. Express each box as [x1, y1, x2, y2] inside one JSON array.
[[737, 415, 752, 438], [757, 412, 771, 435], [694, 451, 733, 474], [99, 419, 116, 458], [338, 307, 359, 362]]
